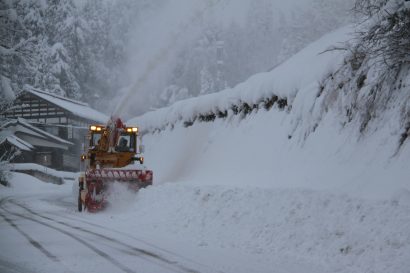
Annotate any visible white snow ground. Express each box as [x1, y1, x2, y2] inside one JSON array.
[[1, 25, 410, 273], [0, 173, 333, 273], [1, 170, 409, 273]]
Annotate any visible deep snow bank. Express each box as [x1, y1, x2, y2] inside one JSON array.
[[129, 25, 410, 199], [118, 183, 410, 273], [0, 172, 64, 197], [141, 109, 409, 199]]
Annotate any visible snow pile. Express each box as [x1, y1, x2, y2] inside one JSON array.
[[142, 111, 410, 199], [0, 172, 62, 197], [104, 182, 138, 213], [112, 183, 410, 273], [9, 163, 77, 180]]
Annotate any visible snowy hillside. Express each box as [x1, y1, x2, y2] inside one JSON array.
[[129, 24, 410, 199], [123, 22, 410, 272]]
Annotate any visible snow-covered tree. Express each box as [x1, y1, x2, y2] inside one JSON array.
[[41, 0, 82, 98], [278, 0, 354, 63], [1, 0, 355, 114], [199, 66, 214, 95], [0, 0, 40, 97], [0, 133, 20, 187], [354, 0, 410, 71], [159, 85, 190, 106]]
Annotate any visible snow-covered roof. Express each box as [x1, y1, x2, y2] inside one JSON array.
[[1, 117, 73, 146], [0, 134, 34, 151], [23, 86, 109, 124]]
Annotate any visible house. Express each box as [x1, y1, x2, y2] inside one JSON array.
[[0, 86, 109, 170], [0, 118, 73, 170]]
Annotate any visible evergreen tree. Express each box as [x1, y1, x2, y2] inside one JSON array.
[[0, 0, 355, 114], [0, 0, 40, 97], [199, 66, 214, 95], [43, 0, 81, 98]]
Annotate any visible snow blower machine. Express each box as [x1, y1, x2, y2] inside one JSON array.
[[78, 117, 153, 212]]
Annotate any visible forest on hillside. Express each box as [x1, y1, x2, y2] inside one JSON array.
[[0, 0, 353, 117]]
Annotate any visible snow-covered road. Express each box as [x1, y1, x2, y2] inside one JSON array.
[[0, 201, 201, 273], [0, 178, 215, 273], [2, 172, 410, 273], [0, 173, 331, 273]]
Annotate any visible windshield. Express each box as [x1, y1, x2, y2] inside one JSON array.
[[116, 133, 135, 152]]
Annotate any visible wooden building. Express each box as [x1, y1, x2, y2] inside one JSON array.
[[0, 86, 108, 170], [0, 118, 73, 169]]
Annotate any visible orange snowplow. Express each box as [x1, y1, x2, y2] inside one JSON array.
[[78, 117, 152, 212]]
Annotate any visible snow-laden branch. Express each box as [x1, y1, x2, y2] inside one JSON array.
[[0, 37, 36, 56]]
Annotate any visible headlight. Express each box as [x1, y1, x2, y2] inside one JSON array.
[[90, 125, 97, 131], [132, 127, 138, 132]]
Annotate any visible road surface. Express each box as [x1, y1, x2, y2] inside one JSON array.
[[0, 188, 215, 273]]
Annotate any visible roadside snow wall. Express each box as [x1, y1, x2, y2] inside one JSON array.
[[128, 25, 410, 199]]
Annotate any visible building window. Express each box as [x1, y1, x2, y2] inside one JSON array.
[[67, 125, 73, 139], [35, 152, 52, 166], [45, 126, 58, 136], [58, 127, 67, 139]]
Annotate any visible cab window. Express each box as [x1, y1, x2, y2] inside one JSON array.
[[116, 134, 135, 152], [90, 132, 101, 147]]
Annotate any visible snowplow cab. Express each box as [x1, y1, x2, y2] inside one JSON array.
[[87, 124, 144, 168]]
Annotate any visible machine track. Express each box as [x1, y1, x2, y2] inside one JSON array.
[[0, 206, 136, 273], [1, 198, 203, 273], [46, 211, 211, 271], [0, 211, 59, 263]]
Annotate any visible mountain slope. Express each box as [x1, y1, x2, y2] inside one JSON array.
[[129, 24, 410, 199], [123, 19, 410, 273]]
